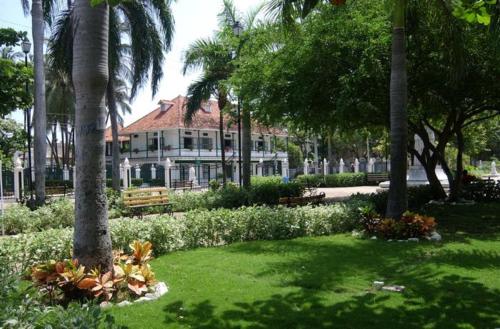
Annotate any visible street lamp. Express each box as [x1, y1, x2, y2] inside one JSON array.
[[22, 37, 34, 204], [232, 21, 243, 186]]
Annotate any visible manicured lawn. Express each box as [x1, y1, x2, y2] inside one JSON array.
[[110, 203, 500, 329]]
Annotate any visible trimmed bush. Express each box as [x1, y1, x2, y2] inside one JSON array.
[[0, 201, 369, 274], [295, 173, 367, 187], [1, 199, 74, 235], [249, 176, 304, 205]]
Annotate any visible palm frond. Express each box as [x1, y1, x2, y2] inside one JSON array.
[[47, 8, 73, 80], [218, 0, 238, 27], [243, 3, 265, 29], [185, 74, 218, 124]]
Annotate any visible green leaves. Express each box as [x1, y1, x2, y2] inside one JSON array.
[[90, 0, 124, 7], [452, 0, 496, 26]]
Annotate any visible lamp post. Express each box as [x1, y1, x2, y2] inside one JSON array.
[[22, 37, 34, 204], [233, 21, 243, 186]]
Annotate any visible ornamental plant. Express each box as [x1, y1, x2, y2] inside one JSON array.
[[361, 208, 437, 239], [29, 241, 157, 304]]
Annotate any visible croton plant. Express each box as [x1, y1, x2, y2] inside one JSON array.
[[30, 241, 156, 303]]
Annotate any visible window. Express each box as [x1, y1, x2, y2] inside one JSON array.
[[148, 137, 164, 151], [184, 137, 194, 149], [202, 164, 210, 178], [255, 140, 264, 151], [224, 138, 232, 149], [185, 131, 192, 135], [200, 137, 213, 150], [121, 141, 130, 153]]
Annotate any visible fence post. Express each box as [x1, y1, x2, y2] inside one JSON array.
[[189, 165, 198, 186], [339, 158, 345, 173], [165, 158, 172, 188], [151, 164, 157, 180], [123, 158, 131, 189], [257, 158, 263, 177], [354, 158, 360, 173], [13, 156, 24, 202], [120, 163, 123, 180], [282, 158, 289, 180], [304, 159, 309, 176], [135, 164, 141, 180], [323, 158, 329, 176], [63, 165, 70, 181]]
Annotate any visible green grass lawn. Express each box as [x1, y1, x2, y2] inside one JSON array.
[[110, 203, 500, 329]]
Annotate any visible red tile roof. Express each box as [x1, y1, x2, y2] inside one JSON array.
[[105, 124, 129, 142], [120, 95, 287, 136]]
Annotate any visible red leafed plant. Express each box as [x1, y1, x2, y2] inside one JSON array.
[[361, 208, 437, 240], [30, 241, 157, 304]]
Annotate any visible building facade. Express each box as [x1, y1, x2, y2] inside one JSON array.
[[105, 96, 289, 186]]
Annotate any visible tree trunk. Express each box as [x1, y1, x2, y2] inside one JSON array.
[[72, 0, 112, 272], [386, 0, 408, 219], [107, 78, 121, 191], [32, 0, 47, 206], [450, 129, 465, 201], [218, 94, 227, 186], [242, 106, 251, 189]]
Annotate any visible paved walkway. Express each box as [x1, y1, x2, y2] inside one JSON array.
[[315, 186, 379, 201]]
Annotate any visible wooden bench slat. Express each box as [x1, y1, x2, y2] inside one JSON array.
[[124, 187, 167, 194], [123, 194, 167, 201], [124, 199, 169, 206]]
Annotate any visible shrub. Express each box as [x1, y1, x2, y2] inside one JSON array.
[[2, 199, 74, 235], [249, 176, 304, 205], [463, 179, 500, 202], [0, 202, 369, 275], [295, 173, 367, 187], [361, 207, 437, 239], [45, 179, 73, 189], [351, 185, 435, 215], [131, 178, 143, 187], [30, 241, 157, 304]]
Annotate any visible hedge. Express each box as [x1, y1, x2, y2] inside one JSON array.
[[0, 201, 369, 274], [295, 173, 367, 187]]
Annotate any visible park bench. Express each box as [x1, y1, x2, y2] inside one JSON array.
[[367, 173, 389, 184], [45, 185, 71, 197], [123, 187, 173, 218], [173, 180, 193, 190], [278, 192, 326, 207]]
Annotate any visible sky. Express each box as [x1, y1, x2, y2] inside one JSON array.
[[0, 0, 261, 125]]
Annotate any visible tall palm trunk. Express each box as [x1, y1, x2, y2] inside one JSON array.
[[218, 94, 227, 186], [107, 78, 121, 191], [386, 0, 408, 218], [242, 106, 251, 189], [72, 0, 112, 271], [32, 0, 47, 206]]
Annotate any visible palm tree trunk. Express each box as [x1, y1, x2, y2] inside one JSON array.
[[106, 78, 121, 191], [386, 0, 408, 219], [242, 106, 251, 189], [32, 0, 47, 206], [72, 0, 112, 272], [218, 95, 227, 186]]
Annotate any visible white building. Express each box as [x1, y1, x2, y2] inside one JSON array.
[[105, 95, 288, 186]]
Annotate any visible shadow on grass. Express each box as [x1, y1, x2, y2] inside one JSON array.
[[162, 274, 500, 328], [161, 237, 500, 328]]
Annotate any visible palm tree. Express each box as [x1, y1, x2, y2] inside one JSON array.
[[266, 0, 408, 218], [50, 1, 174, 191], [21, 0, 56, 205], [218, 0, 263, 189], [72, 0, 112, 271], [183, 37, 233, 186]]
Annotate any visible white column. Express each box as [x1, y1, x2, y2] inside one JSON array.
[[151, 164, 157, 180], [323, 158, 329, 176], [63, 165, 70, 181], [72, 165, 76, 188], [123, 158, 131, 189], [354, 158, 360, 173], [157, 130, 161, 163], [368, 158, 375, 173], [119, 163, 123, 180], [135, 164, 141, 180], [13, 156, 24, 201], [339, 158, 345, 173], [165, 158, 172, 188], [303, 159, 309, 176], [257, 158, 263, 176], [233, 160, 240, 185]]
